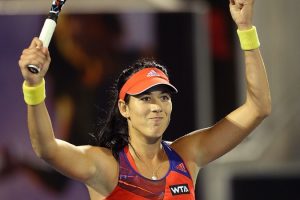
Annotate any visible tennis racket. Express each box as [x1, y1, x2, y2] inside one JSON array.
[[27, 0, 67, 74]]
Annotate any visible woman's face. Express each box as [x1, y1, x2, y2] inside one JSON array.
[[126, 86, 173, 141]]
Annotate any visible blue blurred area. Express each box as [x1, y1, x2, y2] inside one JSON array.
[[0, 15, 39, 147]]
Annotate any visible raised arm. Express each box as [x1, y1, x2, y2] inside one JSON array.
[[226, 0, 271, 130], [18, 38, 117, 187], [172, 0, 271, 177]]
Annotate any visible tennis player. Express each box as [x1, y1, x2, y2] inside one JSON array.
[[18, 0, 271, 199]]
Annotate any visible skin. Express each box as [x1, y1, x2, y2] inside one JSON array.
[[118, 87, 172, 180], [18, 0, 271, 199]]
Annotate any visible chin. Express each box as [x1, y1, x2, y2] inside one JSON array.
[[148, 127, 167, 138]]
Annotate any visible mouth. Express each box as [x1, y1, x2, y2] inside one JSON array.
[[149, 116, 163, 120], [149, 117, 164, 124]]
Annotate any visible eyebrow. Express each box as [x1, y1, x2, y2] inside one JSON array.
[[136, 89, 171, 97]]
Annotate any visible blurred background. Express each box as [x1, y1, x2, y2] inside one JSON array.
[[1, 0, 300, 199]]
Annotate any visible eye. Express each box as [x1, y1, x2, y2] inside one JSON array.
[[140, 96, 151, 102], [161, 94, 171, 101]]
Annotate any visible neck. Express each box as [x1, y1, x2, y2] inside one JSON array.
[[128, 136, 168, 180], [129, 136, 163, 160]]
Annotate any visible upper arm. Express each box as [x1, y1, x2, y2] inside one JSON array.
[[42, 139, 118, 185], [172, 103, 267, 168]]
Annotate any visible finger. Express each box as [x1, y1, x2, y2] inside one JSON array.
[[22, 48, 48, 60], [29, 37, 44, 49], [20, 54, 46, 70], [43, 50, 51, 68], [20, 49, 47, 67]]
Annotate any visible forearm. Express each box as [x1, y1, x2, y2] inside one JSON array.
[[226, 32, 271, 129], [28, 102, 58, 159], [229, 0, 271, 117], [244, 48, 271, 117], [202, 47, 271, 164]]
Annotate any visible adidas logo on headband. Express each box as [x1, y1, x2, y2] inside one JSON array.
[[119, 67, 177, 100], [147, 69, 161, 77]]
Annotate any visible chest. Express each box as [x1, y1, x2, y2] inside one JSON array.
[[106, 146, 195, 199]]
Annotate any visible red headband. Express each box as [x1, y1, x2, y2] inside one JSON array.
[[119, 68, 178, 100]]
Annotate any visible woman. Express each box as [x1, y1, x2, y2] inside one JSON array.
[[18, 0, 271, 199]]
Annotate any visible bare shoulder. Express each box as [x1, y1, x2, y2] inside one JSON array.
[[170, 127, 210, 158], [82, 145, 118, 173], [82, 145, 116, 161], [80, 145, 119, 189], [169, 128, 211, 179]]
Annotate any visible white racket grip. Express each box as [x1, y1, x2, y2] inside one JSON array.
[[27, 19, 56, 73], [39, 18, 57, 48]]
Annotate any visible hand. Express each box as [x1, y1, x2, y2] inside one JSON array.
[[229, 0, 254, 30], [18, 37, 51, 86]]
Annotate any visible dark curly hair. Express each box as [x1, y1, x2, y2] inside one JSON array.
[[93, 58, 170, 159]]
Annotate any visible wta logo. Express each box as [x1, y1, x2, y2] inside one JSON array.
[[169, 184, 190, 195]]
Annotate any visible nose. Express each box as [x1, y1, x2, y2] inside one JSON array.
[[150, 101, 162, 113]]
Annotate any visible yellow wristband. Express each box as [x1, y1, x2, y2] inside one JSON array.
[[22, 79, 46, 105], [237, 26, 260, 50]]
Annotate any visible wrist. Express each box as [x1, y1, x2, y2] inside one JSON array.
[[24, 79, 43, 87], [23, 78, 46, 105], [237, 24, 253, 31], [237, 26, 260, 50]]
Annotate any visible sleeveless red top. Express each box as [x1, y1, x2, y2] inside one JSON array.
[[105, 141, 195, 200]]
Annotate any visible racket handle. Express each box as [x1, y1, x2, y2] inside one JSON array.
[[27, 19, 57, 74]]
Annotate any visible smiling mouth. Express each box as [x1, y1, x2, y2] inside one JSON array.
[[149, 117, 163, 120], [149, 117, 164, 124]]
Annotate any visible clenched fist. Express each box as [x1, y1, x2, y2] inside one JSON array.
[[18, 37, 51, 86], [229, 0, 254, 30]]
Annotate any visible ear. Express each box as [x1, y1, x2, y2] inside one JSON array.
[[118, 99, 130, 118]]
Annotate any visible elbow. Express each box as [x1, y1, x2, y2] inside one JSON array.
[[35, 150, 56, 162], [32, 142, 57, 161], [33, 147, 50, 160], [265, 102, 272, 117], [259, 105, 271, 119], [32, 144, 43, 158], [263, 95, 272, 117], [248, 93, 272, 119], [258, 99, 272, 119]]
